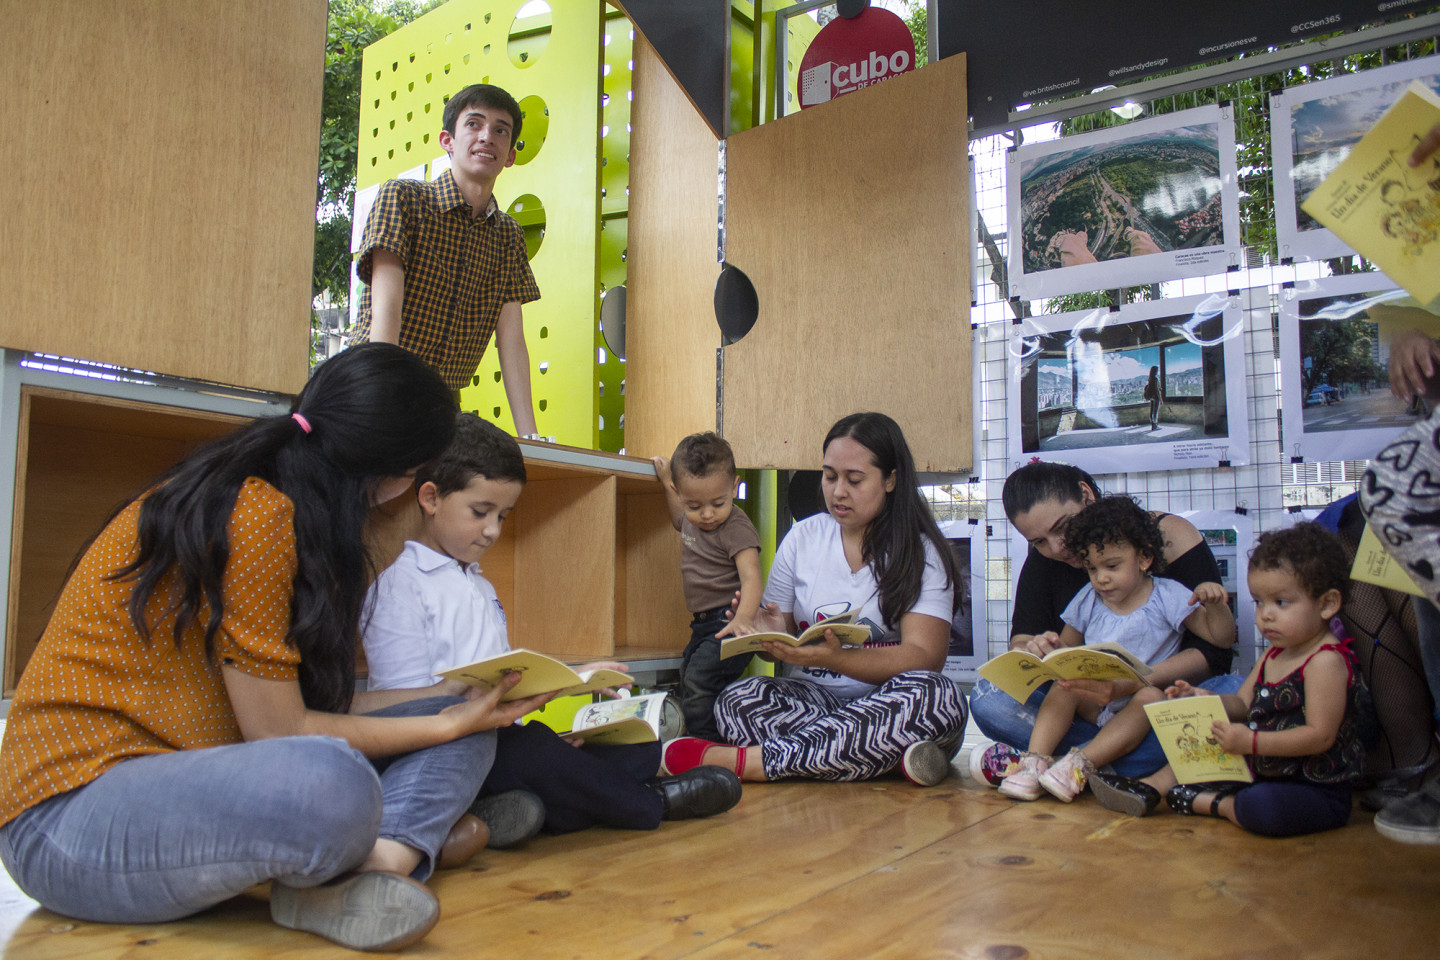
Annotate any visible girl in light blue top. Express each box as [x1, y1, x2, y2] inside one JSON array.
[[999, 496, 1234, 803]]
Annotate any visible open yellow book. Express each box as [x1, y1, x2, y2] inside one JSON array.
[[1301, 80, 1440, 308], [439, 649, 632, 701], [1143, 695, 1253, 784], [1352, 522, 1425, 596], [977, 642, 1152, 705], [558, 692, 668, 746], [718, 610, 872, 660]]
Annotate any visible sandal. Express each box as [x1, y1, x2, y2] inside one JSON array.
[[1166, 782, 1244, 818], [1091, 774, 1162, 817]]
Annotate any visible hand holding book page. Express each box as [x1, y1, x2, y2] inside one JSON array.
[[440, 649, 634, 701], [1302, 80, 1440, 308], [718, 610, 872, 661], [1143, 694, 1253, 784], [561, 692, 668, 746], [976, 642, 1153, 705]]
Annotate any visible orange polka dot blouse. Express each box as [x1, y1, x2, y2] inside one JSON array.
[[0, 478, 302, 828]]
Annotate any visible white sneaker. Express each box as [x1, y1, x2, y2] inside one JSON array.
[[968, 739, 1023, 788], [1038, 747, 1095, 802], [998, 753, 1051, 801]]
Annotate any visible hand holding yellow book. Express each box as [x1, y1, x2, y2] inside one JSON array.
[[1301, 80, 1440, 307]]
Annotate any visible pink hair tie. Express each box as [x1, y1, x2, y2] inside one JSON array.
[[291, 412, 312, 435]]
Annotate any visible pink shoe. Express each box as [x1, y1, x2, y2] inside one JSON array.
[[1038, 747, 1096, 802], [998, 753, 1051, 801]]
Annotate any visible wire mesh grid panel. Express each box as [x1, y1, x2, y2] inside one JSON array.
[[922, 38, 1440, 669]]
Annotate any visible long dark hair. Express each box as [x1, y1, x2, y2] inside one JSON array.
[[1001, 461, 1102, 522], [112, 344, 457, 713], [824, 412, 961, 627]]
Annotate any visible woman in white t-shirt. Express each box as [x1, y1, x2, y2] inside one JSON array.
[[660, 412, 967, 785]]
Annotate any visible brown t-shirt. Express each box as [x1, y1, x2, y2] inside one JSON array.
[[0, 478, 301, 827], [680, 509, 761, 613]]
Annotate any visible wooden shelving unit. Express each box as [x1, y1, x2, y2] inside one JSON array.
[[3, 391, 689, 698], [367, 439, 689, 671]]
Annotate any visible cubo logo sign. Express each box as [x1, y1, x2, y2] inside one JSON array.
[[798, 6, 915, 110]]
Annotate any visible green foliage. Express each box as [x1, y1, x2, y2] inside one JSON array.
[[900, 1, 926, 69], [1301, 317, 1385, 394], [314, 0, 441, 317]]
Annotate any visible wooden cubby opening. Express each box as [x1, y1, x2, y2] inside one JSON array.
[[5, 387, 248, 695]]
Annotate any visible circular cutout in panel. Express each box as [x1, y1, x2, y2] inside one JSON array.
[[600, 285, 626, 359], [506, 194, 546, 260], [714, 262, 759, 345], [509, 1, 552, 69], [513, 95, 548, 165]]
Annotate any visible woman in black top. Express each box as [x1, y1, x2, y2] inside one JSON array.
[[971, 462, 1237, 778]]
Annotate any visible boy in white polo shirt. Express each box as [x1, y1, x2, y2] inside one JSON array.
[[363, 414, 740, 848]]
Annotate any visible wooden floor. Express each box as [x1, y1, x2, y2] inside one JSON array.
[[2, 751, 1438, 959]]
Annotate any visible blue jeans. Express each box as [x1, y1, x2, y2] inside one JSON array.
[[680, 607, 753, 741], [968, 674, 1246, 778], [0, 696, 493, 924]]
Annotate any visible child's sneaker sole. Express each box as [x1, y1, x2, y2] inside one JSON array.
[[270, 872, 439, 952], [900, 741, 951, 787]]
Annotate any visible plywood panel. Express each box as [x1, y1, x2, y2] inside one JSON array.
[[6, 390, 246, 693], [722, 55, 971, 472], [0, 1, 324, 395], [617, 489, 688, 653], [512, 475, 616, 659], [7, 770, 1438, 958], [625, 32, 723, 461]]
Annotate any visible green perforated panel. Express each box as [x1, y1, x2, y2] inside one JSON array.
[[596, 8, 631, 453], [358, 1, 603, 445]]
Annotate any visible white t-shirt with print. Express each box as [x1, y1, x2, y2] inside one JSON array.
[[763, 513, 954, 701]]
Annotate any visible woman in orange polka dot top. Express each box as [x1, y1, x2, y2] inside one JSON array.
[[0, 343, 550, 952]]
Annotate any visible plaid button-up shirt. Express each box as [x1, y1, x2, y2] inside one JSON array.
[[354, 170, 540, 391]]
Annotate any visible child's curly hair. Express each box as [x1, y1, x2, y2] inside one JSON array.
[[1063, 495, 1166, 573], [1248, 523, 1348, 602]]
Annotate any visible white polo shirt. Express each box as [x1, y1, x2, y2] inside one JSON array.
[[362, 540, 511, 690]]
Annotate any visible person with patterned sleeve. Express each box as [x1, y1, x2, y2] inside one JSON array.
[[352, 84, 542, 436], [0, 345, 552, 952]]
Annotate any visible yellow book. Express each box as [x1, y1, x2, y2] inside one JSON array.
[[718, 610, 872, 661], [1144, 695, 1253, 784], [1301, 80, 1440, 307], [439, 649, 632, 701], [1351, 522, 1425, 596], [976, 642, 1152, 705], [559, 692, 667, 746]]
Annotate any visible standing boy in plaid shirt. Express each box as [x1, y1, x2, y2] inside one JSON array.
[[353, 84, 541, 437]]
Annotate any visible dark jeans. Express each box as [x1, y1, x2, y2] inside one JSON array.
[[1232, 780, 1353, 837], [479, 721, 663, 833], [680, 606, 754, 741]]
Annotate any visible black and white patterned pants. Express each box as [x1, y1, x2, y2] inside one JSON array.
[[714, 671, 967, 781]]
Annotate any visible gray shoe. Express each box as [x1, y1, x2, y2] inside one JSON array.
[[1375, 780, 1440, 844], [469, 789, 546, 848], [900, 741, 951, 787], [270, 872, 439, 951]]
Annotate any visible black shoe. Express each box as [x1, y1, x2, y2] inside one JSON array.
[[650, 767, 742, 820], [1091, 774, 1162, 817], [469, 789, 546, 848]]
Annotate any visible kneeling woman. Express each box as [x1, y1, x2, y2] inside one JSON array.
[[0, 345, 551, 952], [664, 412, 967, 786]]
